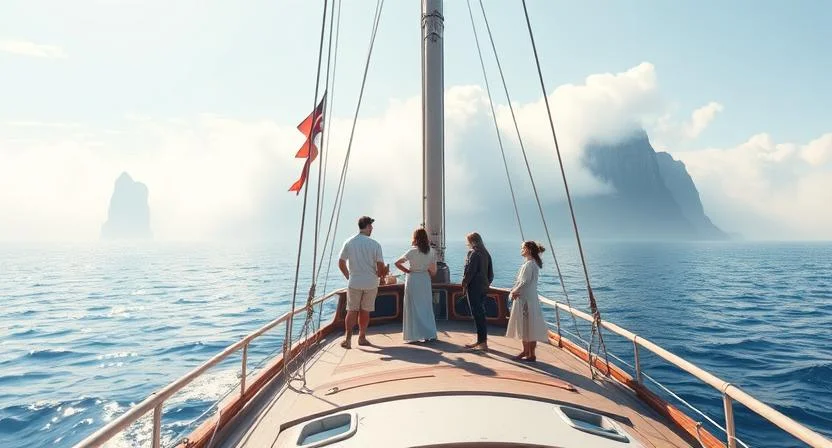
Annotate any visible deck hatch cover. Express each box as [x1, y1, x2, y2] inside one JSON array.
[[555, 405, 630, 443], [296, 411, 357, 447]]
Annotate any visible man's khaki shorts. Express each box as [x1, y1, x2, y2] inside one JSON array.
[[347, 287, 378, 312]]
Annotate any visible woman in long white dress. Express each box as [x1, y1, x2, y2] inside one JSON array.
[[505, 241, 549, 362], [395, 228, 438, 343]]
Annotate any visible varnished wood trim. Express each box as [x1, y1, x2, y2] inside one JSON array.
[[315, 365, 575, 395], [548, 331, 726, 448]]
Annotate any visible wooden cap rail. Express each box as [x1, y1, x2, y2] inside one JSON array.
[[73, 289, 829, 448], [539, 296, 831, 448]]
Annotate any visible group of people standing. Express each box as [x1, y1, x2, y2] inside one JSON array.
[[337, 215, 549, 361]]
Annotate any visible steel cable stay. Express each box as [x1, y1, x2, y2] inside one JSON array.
[[474, 0, 590, 366], [464, 0, 524, 241], [295, 0, 385, 388], [278, 0, 331, 391], [170, 2, 339, 443], [282, 0, 386, 391], [315, 0, 344, 275], [316, 0, 385, 303], [284, 0, 345, 389], [519, 0, 611, 377]]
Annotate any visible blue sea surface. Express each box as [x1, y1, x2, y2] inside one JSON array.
[[0, 241, 830, 447]]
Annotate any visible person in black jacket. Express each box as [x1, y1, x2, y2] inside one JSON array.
[[461, 232, 493, 350]]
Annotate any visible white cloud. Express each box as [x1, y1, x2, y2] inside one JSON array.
[[0, 39, 67, 59], [491, 62, 661, 201], [683, 101, 724, 139], [652, 101, 724, 142], [801, 133, 832, 166], [505, 62, 660, 148], [1, 63, 662, 242], [2, 61, 830, 241], [673, 132, 832, 239]]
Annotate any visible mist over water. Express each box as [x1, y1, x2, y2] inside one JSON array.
[[0, 240, 830, 447]]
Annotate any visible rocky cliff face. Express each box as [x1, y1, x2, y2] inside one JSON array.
[[101, 172, 152, 240], [575, 130, 726, 240], [654, 151, 725, 239]]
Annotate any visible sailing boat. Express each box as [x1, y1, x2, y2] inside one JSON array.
[[75, 1, 831, 448]]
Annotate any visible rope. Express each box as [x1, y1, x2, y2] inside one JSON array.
[[286, 0, 385, 389], [477, 0, 586, 350], [287, 0, 343, 388], [464, 0, 524, 240], [312, 0, 340, 278], [317, 0, 385, 296], [316, 0, 343, 253], [520, 0, 610, 376], [314, 0, 343, 335], [281, 0, 329, 375]]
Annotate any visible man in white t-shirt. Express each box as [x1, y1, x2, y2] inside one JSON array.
[[338, 216, 385, 349]]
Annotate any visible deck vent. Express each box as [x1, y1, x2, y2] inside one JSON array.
[[555, 405, 630, 443], [296, 412, 357, 447]]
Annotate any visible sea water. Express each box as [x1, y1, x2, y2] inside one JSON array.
[[1, 241, 830, 447]]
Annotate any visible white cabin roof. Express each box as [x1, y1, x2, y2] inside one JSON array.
[[277, 394, 643, 448]]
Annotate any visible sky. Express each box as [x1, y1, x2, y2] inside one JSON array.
[[1, 0, 831, 243]]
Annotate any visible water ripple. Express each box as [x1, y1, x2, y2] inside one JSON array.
[[0, 241, 830, 448]]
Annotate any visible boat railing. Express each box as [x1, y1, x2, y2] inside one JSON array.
[[539, 296, 831, 448], [74, 287, 830, 448], [73, 289, 345, 448]]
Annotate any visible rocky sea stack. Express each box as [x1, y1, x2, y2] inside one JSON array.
[[101, 172, 152, 240]]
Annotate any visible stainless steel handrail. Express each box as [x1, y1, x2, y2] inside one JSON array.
[[74, 288, 830, 448], [539, 296, 832, 448], [73, 290, 343, 448]]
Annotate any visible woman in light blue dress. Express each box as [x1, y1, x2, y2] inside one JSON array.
[[395, 228, 438, 343]]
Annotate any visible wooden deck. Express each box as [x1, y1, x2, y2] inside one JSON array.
[[215, 320, 696, 448]]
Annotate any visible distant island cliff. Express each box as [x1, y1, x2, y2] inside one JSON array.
[[571, 129, 727, 240], [101, 172, 152, 240]]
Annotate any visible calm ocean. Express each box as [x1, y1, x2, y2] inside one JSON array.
[[1, 241, 830, 447]]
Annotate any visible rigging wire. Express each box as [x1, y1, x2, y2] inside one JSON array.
[[316, 0, 343, 257], [281, 0, 329, 379], [285, 0, 343, 386], [317, 0, 385, 300], [476, 0, 587, 347], [464, 0, 524, 241], [313, 0, 340, 278], [520, 0, 610, 375], [315, 0, 343, 332], [285, 0, 386, 389]]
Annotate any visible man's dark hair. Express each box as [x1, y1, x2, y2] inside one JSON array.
[[358, 216, 375, 230]]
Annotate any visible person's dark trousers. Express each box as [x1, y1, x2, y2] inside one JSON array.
[[467, 286, 488, 343]]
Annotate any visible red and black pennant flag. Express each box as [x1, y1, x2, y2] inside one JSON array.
[[289, 92, 327, 194]]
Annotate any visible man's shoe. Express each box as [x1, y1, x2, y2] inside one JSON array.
[[469, 342, 488, 351]]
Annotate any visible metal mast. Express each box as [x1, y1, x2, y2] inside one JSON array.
[[421, 0, 449, 282]]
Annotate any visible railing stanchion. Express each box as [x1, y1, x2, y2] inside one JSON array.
[[554, 301, 563, 346], [633, 337, 642, 384], [151, 404, 162, 448], [723, 391, 737, 448], [241, 342, 248, 396]]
